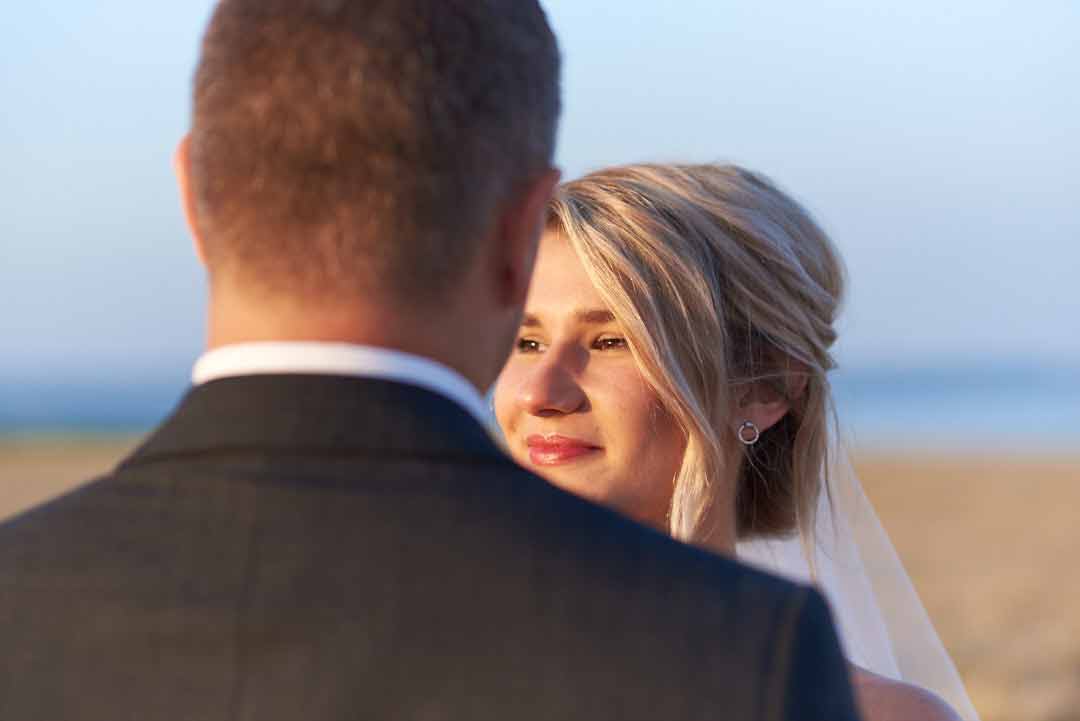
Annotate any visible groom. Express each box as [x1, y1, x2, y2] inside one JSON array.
[[0, 2, 859, 719]]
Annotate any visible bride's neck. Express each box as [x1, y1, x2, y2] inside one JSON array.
[[695, 524, 737, 557], [662, 498, 738, 557]]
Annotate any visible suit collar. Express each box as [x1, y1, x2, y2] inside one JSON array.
[[123, 375, 506, 469], [191, 342, 490, 428]]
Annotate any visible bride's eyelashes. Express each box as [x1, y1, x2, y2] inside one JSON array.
[[591, 335, 628, 352], [514, 334, 628, 354], [516, 337, 546, 354]]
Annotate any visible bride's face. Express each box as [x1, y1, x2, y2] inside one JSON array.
[[493, 232, 686, 530]]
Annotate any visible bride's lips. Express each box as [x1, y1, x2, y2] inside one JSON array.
[[525, 434, 602, 466]]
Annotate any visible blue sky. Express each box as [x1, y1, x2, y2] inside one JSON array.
[[2, 0, 1078, 383]]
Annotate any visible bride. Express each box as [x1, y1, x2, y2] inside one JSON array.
[[493, 163, 978, 721]]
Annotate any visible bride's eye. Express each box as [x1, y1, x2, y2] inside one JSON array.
[[592, 336, 628, 351], [516, 337, 545, 354]]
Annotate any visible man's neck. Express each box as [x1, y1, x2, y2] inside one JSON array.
[[204, 295, 499, 394]]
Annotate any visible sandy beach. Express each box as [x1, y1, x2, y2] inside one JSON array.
[[855, 452, 1080, 721], [1, 436, 1077, 721]]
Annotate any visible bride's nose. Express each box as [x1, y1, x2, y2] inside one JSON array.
[[516, 350, 588, 417]]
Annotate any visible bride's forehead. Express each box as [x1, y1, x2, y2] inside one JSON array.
[[530, 239, 603, 305], [536, 231, 582, 267], [522, 247, 616, 327]]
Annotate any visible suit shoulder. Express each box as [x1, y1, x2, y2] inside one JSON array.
[[487, 457, 804, 579], [779, 587, 861, 721], [0, 469, 113, 531], [481, 456, 812, 622]]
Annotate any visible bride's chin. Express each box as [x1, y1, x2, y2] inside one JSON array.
[[538, 471, 602, 501]]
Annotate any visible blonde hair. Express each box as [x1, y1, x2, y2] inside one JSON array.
[[547, 163, 844, 545]]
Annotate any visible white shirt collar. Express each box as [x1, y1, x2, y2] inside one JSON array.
[[191, 342, 491, 428]]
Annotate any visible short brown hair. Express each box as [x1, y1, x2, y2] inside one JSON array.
[[190, 0, 560, 303]]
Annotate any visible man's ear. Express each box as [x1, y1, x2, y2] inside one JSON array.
[[174, 134, 208, 268], [494, 167, 561, 307]]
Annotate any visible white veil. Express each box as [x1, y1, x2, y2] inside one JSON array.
[[736, 438, 981, 721]]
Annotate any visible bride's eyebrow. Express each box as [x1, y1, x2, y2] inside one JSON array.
[[520, 309, 615, 328], [575, 309, 616, 324]]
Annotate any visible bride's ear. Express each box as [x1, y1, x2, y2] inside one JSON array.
[[733, 364, 809, 435], [174, 134, 208, 268], [734, 384, 791, 436]]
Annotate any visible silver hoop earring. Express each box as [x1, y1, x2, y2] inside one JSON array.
[[737, 420, 760, 446]]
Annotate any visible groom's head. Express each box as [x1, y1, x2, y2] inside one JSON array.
[[176, 0, 561, 388]]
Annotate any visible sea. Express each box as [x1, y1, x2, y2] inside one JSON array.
[[2, 363, 1078, 453]]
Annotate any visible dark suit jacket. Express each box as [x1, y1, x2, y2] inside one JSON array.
[[0, 375, 859, 720]]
